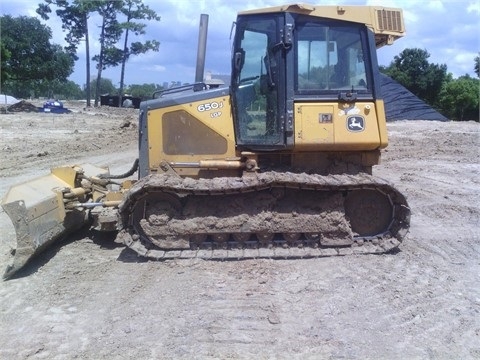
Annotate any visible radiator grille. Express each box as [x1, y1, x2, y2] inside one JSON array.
[[376, 9, 403, 32]]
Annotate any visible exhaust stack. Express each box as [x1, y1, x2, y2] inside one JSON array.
[[195, 14, 209, 83]]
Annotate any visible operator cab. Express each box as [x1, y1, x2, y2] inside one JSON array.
[[231, 7, 379, 151]]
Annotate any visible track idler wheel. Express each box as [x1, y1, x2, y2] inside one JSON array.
[[232, 233, 250, 243], [256, 233, 274, 245], [344, 189, 393, 237], [191, 234, 207, 246], [282, 233, 301, 244]]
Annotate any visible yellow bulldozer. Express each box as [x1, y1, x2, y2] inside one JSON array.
[[2, 4, 410, 279]]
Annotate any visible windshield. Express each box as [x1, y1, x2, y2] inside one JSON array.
[[296, 21, 370, 93]]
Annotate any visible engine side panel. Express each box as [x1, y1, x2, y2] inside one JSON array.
[[140, 91, 237, 177], [294, 99, 388, 151]]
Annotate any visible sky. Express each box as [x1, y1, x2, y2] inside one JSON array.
[[1, 0, 479, 87]]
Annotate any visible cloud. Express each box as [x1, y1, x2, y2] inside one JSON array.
[[467, 2, 480, 14], [426, 0, 446, 11], [2, 0, 478, 85], [144, 65, 167, 72]]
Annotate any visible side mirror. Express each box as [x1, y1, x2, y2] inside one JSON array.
[[234, 50, 245, 72]]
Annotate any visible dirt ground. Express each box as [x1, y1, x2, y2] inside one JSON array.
[[0, 101, 479, 359]]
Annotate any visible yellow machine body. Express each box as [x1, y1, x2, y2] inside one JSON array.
[[143, 96, 388, 177], [1, 4, 408, 279]]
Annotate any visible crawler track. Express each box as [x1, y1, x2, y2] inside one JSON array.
[[116, 172, 410, 260]]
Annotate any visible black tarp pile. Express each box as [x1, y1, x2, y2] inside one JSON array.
[[380, 74, 448, 121]]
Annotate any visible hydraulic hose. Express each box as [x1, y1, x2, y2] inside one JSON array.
[[99, 158, 139, 179]]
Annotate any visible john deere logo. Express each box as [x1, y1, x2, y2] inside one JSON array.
[[347, 115, 365, 132]]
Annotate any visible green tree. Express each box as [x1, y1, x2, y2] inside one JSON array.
[[125, 83, 163, 99], [115, 0, 160, 104], [0, 15, 74, 98], [438, 75, 479, 121], [88, 78, 117, 100], [0, 42, 12, 89], [37, 0, 97, 106], [92, 1, 123, 106], [37, 79, 83, 99], [54, 80, 83, 99], [475, 53, 479, 78], [383, 48, 448, 107]]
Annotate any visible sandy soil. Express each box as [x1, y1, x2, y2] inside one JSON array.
[[0, 102, 479, 359]]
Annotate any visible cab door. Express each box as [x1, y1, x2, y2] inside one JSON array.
[[231, 14, 288, 150]]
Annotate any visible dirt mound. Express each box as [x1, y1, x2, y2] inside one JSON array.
[[7, 100, 39, 113]]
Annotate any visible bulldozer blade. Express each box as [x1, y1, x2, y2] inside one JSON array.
[[1, 165, 107, 279]]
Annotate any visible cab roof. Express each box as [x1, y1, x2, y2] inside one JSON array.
[[238, 3, 405, 48]]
